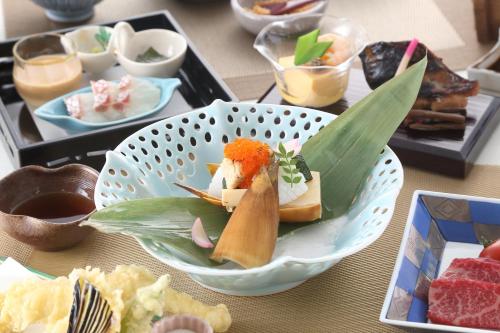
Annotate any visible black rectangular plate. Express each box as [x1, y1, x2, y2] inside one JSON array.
[[258, 69, 500, 178], [0, 11, 237, 170]]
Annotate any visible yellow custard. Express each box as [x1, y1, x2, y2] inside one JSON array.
[[275, 33, 353, 108], [276, 55, 350, 108], [13, 54, 82, 109]]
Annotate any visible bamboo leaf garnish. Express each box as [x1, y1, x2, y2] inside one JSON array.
[[301, 58, 428, 218], [294, 29, 333, 66]]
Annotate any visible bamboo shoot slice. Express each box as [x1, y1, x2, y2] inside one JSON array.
[[211, 166, 279, 268]]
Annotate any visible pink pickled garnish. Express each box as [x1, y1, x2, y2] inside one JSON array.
[[93, 93, 111, 112], [283, 138, 302, 157], [191, 217, 214, 249], [119, 75, 132, 90], [65, 95, 83, 119], [91, 79, 110, 94], [113, 90, 131, 111]]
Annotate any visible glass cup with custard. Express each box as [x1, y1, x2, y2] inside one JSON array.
[[13, 33, 83, 110], [254, 15, 368, 108]]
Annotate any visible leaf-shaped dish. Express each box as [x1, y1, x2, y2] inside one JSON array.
[[34, 77, 181, 131]]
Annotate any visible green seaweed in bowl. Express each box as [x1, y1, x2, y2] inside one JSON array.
[[136, 47, 169, 63]]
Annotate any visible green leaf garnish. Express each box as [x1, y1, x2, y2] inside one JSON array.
[[136, 47, 168, 63], [277, 142, 302, 188], [94, 27, 111, 51], [294, 29, 333, 66]]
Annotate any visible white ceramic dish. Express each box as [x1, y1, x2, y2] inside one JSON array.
[[380, 190, 500, 333], [63, 25, 116, 74], [113, 21, 187, 77], [94, 100, 404, 296], [467, 29, 500, 96], [231, 0, 328, 35]]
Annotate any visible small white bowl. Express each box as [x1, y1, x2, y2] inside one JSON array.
[[63, 26, 116, 74], [231, 0, 328, 35], [113, 21, 187, 78]]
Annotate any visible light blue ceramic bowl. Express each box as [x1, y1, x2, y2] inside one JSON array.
[[31, 0, 101, 23], [34, 78, 181, 132], [94, 100, 404, 296]]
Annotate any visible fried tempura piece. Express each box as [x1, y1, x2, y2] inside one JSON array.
[[164, 288, 232, 332], [0, 265, 232, 333], [0, 277, 73, 333]]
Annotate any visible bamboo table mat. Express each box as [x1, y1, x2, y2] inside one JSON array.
[[2, 164, 500, 332]]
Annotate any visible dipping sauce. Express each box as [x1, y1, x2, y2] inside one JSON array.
[[13, 33, 82, 109], [11, 192, 95, 223]]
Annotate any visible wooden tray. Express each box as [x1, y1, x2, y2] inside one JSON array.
[[258, 69, 500, 178]]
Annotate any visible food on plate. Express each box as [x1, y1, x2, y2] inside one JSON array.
[[428, 257, 500, 330], [64, 75, 161, 123], [275, 29, 354, 107], [440, 257, 500, 283], [135, 47, 169, 63], [402, 109, 466, 131], [0, 265, 231, 332], [428, 279, 500, 330], [177, 138, 321, 222], [480, 238, 500, 260], [84, 58, 427, 269], [360, 41, 479, 131], [249, 0, 319, 15]]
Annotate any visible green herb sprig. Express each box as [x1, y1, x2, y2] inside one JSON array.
[[94, 27, 111, 51], [294, 29, 332, 66], [276, 142, 302, 187]]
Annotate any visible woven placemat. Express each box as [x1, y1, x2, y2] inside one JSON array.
[[2, 164, 500, 332]]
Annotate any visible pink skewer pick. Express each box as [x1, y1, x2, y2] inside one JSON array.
[[395, 38, 419, 76]]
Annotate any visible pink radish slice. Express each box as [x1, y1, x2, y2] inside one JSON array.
[[191, 217, 214, 249]]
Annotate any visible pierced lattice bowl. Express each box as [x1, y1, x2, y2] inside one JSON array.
[[94, 100, 404, 296]]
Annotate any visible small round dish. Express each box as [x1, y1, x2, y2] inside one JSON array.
[[34, 77, 181, 132], [63, 25, 116, 74], [254, 14, 368, 107], [231, 0, 328, 35], [152, 315, 213, 333], [113, 21, 187, 77], [0, 164, 98, 251]]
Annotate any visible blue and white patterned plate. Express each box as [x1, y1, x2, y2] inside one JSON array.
[[381, 190, 500, 333], [94, 100, 404, 296]]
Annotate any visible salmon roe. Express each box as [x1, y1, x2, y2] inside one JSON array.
[[224, 138, 271, 188]]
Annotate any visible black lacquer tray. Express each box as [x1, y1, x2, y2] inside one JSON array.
[[259, 69, 500, 178], [0, 11, 237, 170]]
